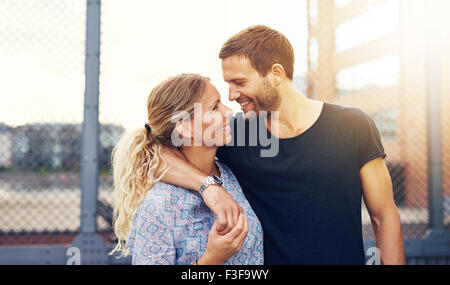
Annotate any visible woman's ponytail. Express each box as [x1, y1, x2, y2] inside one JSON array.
[[109, 127, 168, 257]]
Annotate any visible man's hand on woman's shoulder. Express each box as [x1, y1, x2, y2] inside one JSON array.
[[159, 145, 243, 235]]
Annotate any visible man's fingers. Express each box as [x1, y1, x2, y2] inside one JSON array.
[[212, 219, 218, 230], [217, 206, 237, 235], [218, 223, 233, 235], [226, 210, 235, 233], [209, 219, 219, 237], [216, 211, 228, 233], [224, 213, 245, 239], [223, 202, 241, 235]]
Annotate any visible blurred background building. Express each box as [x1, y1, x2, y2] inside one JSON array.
[[0, 0, 449, 264], [307, 0, 450, 244]]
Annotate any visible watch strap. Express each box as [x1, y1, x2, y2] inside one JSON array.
[[199, 175, 222, 196]]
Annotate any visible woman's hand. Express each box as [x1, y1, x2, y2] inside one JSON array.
[[197, 213, 249, 265]]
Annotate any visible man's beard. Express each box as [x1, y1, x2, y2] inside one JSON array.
[[252, 77, 281, 114]]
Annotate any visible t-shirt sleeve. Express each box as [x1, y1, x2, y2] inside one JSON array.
[[357, 110, 387, 169]]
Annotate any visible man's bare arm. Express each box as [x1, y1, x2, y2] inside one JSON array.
[[157, 146, 242, 234], [157, 146, 208, 191], [361, 157, 405, 265]]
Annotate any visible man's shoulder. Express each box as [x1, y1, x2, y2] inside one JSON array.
[[324, 101, 363, 120], [314, 102, 369, 140]]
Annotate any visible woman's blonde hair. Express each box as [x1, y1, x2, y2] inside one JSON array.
[[110, 73, 209, 257]]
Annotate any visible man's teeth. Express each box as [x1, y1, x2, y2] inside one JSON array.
[[240, 101, 251, 107], [223, 125, 230, 130]]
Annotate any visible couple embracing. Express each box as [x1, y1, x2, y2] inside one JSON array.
[[110, 25, 405, 265]]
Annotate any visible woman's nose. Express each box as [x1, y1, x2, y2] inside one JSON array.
[[223, 106, 233, 118]]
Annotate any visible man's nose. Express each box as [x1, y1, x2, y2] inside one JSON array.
[[228, 86, 240, 101]]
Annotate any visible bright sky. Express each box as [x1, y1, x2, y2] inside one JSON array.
[[0, 0, 308, 130]]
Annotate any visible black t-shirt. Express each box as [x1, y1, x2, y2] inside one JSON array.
[[216, 102, 386, 265]]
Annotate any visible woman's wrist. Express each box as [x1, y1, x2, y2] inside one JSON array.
[[197, 250, 223, 265]]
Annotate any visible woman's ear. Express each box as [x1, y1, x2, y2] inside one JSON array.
[[175, 120, 193, 139]]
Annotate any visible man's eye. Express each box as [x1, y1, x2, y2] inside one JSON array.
[[236, 82, 245, 86]]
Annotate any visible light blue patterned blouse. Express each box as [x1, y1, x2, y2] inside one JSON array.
[[128, 159, 264, 265]]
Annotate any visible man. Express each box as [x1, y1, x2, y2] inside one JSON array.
[[158, 25, 405, 265]]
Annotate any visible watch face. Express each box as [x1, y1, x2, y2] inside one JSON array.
[[211, 174, 223, 184]]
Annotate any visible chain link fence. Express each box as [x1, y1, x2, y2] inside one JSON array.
[[0, 0, 124, 247], [0, 0, 86, 245], [307, 0, 450, 240]]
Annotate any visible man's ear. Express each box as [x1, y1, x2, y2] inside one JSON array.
[[174, 120, 193, 139], [270, 63, 285, 86]]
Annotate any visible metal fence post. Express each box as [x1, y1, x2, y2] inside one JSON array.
[[424, 1, 449, 248], [71, 0, 108, 265]]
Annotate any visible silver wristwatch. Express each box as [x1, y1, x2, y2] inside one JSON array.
[[199, 174, 223, 196]]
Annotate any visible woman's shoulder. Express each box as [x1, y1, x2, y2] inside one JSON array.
[[141, 181, 203, 212], [146, 181, 195, 197], [146, 181, 183, 196]]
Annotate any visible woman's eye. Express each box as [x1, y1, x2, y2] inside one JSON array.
[[213, 103, 219, 110]]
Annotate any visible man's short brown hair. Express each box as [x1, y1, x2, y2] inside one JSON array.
[[219, 25, 295, 80]]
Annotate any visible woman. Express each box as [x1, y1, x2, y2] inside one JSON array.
[[110, 73, 263, 265]]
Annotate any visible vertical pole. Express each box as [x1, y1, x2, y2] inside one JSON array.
[[71, 0, 108, 265], [425, 1, 444, 233], [81, 0, 101, 233]]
